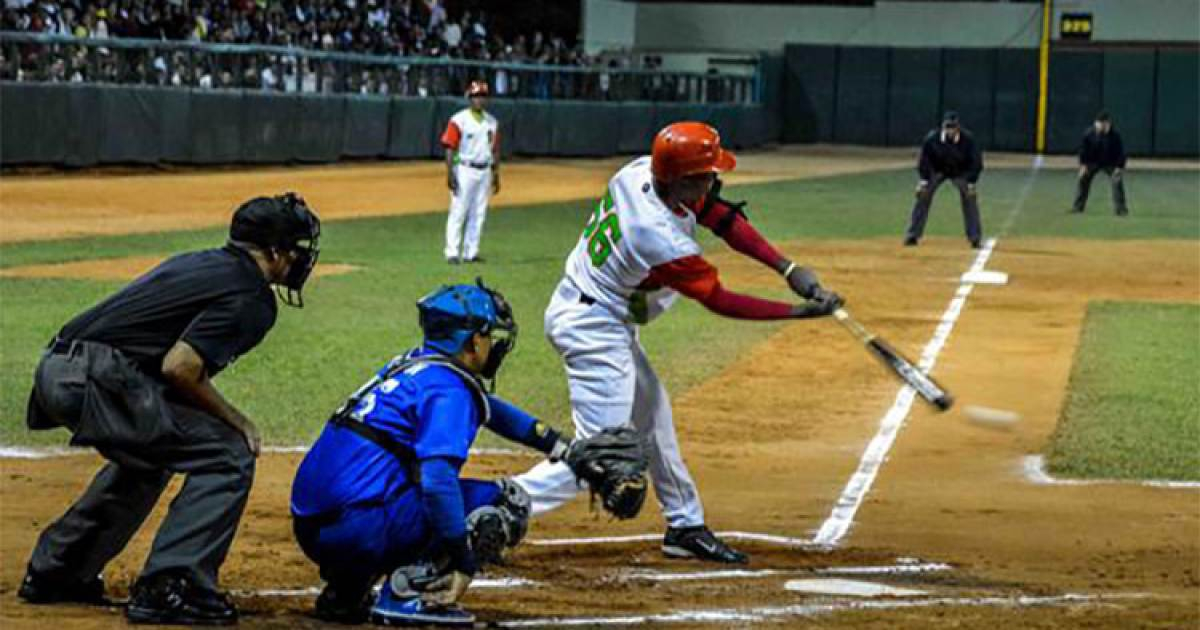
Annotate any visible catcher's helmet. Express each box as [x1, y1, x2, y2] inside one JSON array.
[[418, 278, 516, 378], [650, 121, 736, 183], [466, 80, 489, 97]]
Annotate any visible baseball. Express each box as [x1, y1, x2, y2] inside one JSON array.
[[963, 405, 1021, 428]]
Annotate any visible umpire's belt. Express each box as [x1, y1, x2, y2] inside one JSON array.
[[460, 161, 492, 170]]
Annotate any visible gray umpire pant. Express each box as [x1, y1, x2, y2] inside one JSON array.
[[905, 173, 983, 244], [25, 340, 255, 594], [1073, 165, 1128, 214]]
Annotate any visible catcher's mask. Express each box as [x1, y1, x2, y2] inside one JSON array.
[[229, 192, 321, 307], [417, 278, 517, 382]]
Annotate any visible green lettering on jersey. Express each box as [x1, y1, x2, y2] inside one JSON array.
[[581, 192, 622, 267]]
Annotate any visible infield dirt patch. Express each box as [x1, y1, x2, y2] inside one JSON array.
[[2, 236, 1196, 628]]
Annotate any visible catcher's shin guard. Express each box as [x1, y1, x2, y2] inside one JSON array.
[[466, 479, 530, 565]]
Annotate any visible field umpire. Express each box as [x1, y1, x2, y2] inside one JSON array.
[[1072, 110, 1129, 215], [904, 111, 984, 249], [19, 193, 320, 625]]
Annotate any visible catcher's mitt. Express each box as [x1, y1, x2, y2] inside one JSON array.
[[564, 427, 648, 520]]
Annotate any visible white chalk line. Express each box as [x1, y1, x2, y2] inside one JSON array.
[[496, 593, 1148, 627], [813, 158, 1045, 548], [621, 562, 950, 583], [1022, 455, 1200, 489], [0, 445, 531, 459], [242, 577, 536, 598], [528, 530, 813, 548]]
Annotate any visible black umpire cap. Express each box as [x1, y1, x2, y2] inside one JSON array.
[[942, 111, 960, 128], [230, 193, 320, 250]]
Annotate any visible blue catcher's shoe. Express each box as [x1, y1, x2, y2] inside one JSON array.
[[370, 584, 475, 627]]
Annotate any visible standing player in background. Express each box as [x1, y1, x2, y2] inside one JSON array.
[[442, 80, 500, 265], [514, 122, 844, 564], [20, 194, 320, 625], [903, 111, 984, 249], [1071, 110, 1129, 216]]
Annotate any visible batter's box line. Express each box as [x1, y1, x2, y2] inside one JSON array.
[[1021, 455, 1200, 490], [527, 530, 819, 549]]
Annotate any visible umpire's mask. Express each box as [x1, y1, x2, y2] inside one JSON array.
[[230, 192, 322, 307]]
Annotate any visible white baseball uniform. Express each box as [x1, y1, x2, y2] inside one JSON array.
[[514, 156, 707, 528], [441, 108, 498, 261]]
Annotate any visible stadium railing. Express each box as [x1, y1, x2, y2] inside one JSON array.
[[0, 31, 758, 104]]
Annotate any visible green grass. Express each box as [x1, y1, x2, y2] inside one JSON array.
[[1, 166, 1197, 448], [1046, 302, 1200, 481]]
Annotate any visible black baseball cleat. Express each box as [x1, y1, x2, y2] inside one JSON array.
[[125, 573, 237, 626], [1116, 208, 1129, 216], [19, 565, 110, 606], [314, 582, 373, 624], [446, 257, 461, 265], [662, 526, 749, 564], [903, 237, 918, 247], [970, 239, 982, 249], [464, 256, 485, 264]]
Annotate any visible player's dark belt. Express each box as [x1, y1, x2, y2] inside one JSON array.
[[462, 161, 492, 169], [579, 293, 596, 306]]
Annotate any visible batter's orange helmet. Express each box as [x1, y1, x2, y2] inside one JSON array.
[[466, 80, 489, 97], [651, 122, 736, 183]]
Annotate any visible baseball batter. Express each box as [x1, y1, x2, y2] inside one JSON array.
[[441, 80, 500, 264], [514, 122, 843, 563]]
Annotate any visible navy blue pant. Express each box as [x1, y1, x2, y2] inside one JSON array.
[[294, 479, 501, 595]]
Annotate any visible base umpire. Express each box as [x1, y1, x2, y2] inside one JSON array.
[[904, 111, 985, 249], [1072, 110, 1129, 215], [19, 193, 320, 626]]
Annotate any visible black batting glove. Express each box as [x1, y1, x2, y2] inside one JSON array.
[[790, 291, 844, 319], [781, 262, 822, 300]]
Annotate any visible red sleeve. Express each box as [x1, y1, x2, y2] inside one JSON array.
[[694, 198, 785, 270], [440, 120, 461, 149], [648, 256, 794, 321]]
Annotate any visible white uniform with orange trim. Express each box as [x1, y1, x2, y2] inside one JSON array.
[[442, 107, 499, 261], [514, 156, 706, 528]]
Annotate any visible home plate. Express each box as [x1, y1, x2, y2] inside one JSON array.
[[784, 578, 926, 597], [961, 270, 1009, 285]]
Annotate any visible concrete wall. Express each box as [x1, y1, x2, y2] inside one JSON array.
[[584, 0, 1200, 56], [1052, 0, 1200, 42]]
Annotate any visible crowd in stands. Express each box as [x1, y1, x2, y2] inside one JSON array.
[[0, 0, 751, 101], [2, 0, 591, 65]]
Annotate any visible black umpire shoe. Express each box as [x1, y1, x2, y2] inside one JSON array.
[[970, 239, 982, 249], [19, 565, 110, 606], [903, 237, 918, 247], [662, 526, 749, 564], [126, 573, 237, 626]]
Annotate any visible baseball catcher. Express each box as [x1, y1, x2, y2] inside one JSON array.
[[290, 279, 647, 626]]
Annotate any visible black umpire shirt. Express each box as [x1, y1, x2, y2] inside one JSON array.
[[1079, 128, 1127, 169], [917, 128, 984, 183], [57, 245, 277, 378]]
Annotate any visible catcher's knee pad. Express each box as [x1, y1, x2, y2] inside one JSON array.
[[466, 479, 530, 565]]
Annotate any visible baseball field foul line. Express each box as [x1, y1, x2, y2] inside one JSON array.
[[813, 158, 1044, 548], [812, 238, 998, 547], [1022, 455, 1200, 489]]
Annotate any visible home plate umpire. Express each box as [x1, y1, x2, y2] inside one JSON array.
[[19, 193, 320, 626]]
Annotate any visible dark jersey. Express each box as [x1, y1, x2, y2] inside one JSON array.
[[917, 129, 984, 183], [58, 245, 277, 377], [1079, 128, 1127, 168]]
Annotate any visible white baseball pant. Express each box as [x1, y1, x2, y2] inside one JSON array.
[[513, 280, 705, 528], [444, 163, 491, 260]]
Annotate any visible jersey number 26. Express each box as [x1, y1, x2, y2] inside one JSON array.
[[582, 192, 623, 267]]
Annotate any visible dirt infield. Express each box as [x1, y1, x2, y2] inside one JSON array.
[[1, 148, 1197, 627]]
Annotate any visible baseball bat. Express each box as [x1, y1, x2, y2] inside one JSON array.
[[832, 308, 954, 411]]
